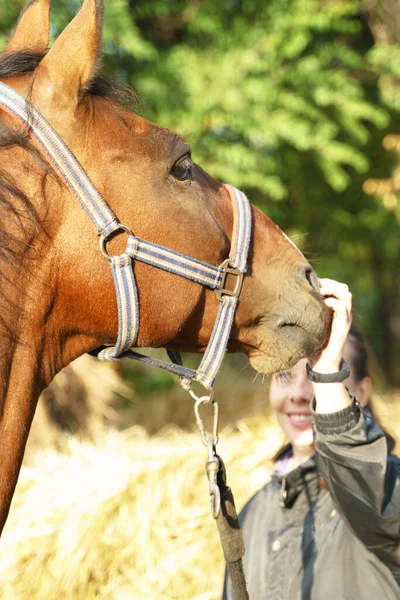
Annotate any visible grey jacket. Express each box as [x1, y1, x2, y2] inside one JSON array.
[[223, 399, 400, 599]]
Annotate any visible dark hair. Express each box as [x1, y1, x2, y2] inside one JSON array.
[[347, 323, 369, 382], [346, 322, 396, 454]]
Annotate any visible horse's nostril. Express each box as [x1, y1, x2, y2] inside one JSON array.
[[305, 268, 319, 292]]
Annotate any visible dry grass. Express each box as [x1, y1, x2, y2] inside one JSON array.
[[0, 417, 284, 600], [1, 392, 399, 600], [26, 353, 271, 461], [5, 350, 400, 600], [25, 355, 135, 463]]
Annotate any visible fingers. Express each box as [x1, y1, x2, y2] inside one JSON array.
[[311, 278, 353, 373], [324, 296, 352, 348], [324, 294, 352, 319], [318, 278, 351, 303], [318, 278, 352, 315]]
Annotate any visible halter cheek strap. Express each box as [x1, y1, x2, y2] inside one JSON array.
[[97, 184, 251, 391], [0, 82, 252, 391]]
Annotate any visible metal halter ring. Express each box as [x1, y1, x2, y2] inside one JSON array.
[[100, 224, 134, 262]]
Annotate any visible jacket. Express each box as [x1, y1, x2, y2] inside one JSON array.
[[223, 398, 400, 599]]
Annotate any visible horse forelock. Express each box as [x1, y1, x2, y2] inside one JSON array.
[[0, 49, 142, 110], [0, 51, 45, 79]]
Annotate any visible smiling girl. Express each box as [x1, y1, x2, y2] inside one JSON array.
[[223, 279, 400, 600]]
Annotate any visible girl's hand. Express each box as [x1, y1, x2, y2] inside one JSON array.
[[313, 278, 352, 373]]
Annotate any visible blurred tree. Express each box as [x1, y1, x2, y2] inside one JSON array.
[[361, 0, 400, 384], [0, 0, 399, 384]]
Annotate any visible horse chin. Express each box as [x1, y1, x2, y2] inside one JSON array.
[[249, 324, 324, 375], [249, 352, 299, 376]]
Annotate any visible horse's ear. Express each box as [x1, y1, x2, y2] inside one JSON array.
[[36, 0, 103, 106], [5, 0, 52, 55]]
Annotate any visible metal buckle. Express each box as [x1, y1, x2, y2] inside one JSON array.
[[215, 258, 244, 302], [100, 224, 133, 262]]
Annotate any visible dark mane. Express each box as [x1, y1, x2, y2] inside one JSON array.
[[0, 50, 141, 332]]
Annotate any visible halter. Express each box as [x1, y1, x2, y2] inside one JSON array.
[[0, 82, 252, 392]]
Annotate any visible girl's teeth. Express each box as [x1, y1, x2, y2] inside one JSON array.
[[291, 414, 311, 421]]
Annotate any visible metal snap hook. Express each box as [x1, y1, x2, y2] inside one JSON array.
[[190, 387, 219, 447], [206, 438, 221, 519], [189, 386, 221, 518]]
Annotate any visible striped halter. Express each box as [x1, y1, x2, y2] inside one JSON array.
[[0, 82, 252, 393]]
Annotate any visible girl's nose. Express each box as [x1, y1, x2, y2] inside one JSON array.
[[291, 375, 314, 403]]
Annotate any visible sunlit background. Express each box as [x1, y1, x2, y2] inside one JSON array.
[[0, 0, 399, 598]]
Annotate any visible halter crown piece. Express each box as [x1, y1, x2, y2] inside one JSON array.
[[0, 82, 252, 392]]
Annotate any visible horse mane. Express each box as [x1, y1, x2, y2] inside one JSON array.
[[0, 50, 141, 334]]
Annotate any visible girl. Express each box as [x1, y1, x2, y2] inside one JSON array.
[[223, 279, 400, 599]]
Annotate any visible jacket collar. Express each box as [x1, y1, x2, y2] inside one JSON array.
[[272, 455, 320, 508]]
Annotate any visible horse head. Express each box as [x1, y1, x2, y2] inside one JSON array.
[[0, 0, 330, 529]]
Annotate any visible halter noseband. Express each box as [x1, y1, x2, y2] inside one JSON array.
[[0, 82, 252, 392]]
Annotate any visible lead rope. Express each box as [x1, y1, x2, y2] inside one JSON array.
[[193, 391, 249, 600]]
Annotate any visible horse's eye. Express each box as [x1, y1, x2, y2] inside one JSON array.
[[171, 156, 193, 182]]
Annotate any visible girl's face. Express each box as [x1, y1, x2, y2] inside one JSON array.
[[270, 358, 315, 451], [269, 340, 372, 453]]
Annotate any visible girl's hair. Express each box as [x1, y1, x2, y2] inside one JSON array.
[[347, 323, 370, 382], [347, 322, 396, 454]]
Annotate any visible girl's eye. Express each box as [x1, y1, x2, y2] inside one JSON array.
[[171, 156, 193, 182], [275, 370, 292, 384]]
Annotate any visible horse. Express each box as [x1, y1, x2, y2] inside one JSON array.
[[0, 0, 329, 534]]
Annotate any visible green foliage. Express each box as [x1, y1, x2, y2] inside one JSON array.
[[368, 43, 400, 112], [0, 1, 23, 48], [117, 0, 388, 202], [123, 365, 176, 397]]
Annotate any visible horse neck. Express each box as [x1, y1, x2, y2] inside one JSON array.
[[0, 306, 49, 528], [0, 148, 65, 529]]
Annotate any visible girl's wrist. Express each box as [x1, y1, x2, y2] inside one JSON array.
[[313, 382, 353, 413], [312, 358, 341, 374]]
